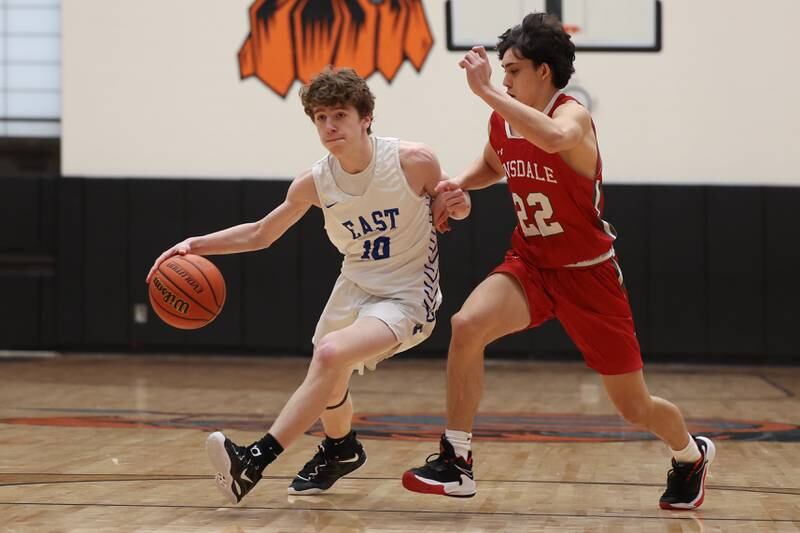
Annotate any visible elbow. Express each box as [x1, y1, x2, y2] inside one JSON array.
[[539, 130, 568, 154]]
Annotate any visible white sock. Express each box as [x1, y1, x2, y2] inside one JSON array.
[[445, 429, 472, 460], [672, 436, 701, 464]]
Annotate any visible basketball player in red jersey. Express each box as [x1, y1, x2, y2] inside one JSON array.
[[403, 13, 715, 510]]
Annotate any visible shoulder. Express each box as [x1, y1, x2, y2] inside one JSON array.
[[287, 168, 319, 207], [553, 99, 592, 126], [397, 141, 441, 174]]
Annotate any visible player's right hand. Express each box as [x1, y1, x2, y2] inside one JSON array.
[[145, 240, 192, 284], [433, 180, 468, 233]]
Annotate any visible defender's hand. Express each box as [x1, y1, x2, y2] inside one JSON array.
[[459, 46, 493, 97]]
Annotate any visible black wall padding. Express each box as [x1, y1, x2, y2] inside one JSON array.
[[765, 188, 800, 357], [83, 179, 129, 345], [56, 178, 83, 346], [707, 187, 764, 355], [1, 176, 798, 363], [241, 180, 300, 352], [648, 186, 707, 355], [0, 177, 57, 348]]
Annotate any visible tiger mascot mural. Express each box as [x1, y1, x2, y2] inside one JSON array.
[[239, 0, 434, 97]]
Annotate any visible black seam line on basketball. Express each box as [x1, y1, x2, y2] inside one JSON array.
[[1, 502, 798, 524], [176, 257, 222, 309], [4, 475, 799, 497], [149, 289, 209, 321], [155, 266, 217, 317]]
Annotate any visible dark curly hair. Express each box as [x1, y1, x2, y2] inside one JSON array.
[[497, 13, 576, 89], [300, 66, 376, 134]]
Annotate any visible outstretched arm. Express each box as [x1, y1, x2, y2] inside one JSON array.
[[459, 46, 591, 154], [145, 170, 318, 283]]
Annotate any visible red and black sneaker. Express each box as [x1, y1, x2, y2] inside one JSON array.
[[659, 436, 716, 510], [402, 434, 476, 498]]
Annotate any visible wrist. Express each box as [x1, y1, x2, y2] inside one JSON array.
[[451, 191, 472, 220]]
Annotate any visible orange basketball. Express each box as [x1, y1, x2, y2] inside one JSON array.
[[148, 254, 226, 330]]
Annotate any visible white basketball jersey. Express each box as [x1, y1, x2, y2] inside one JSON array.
[[311, 136, 441, 322]]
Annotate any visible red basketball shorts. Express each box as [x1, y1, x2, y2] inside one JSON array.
[[492, 251, 643, 375]]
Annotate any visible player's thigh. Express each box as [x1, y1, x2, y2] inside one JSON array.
[[455, 272, 531, 344], [316, 316, 400, 368]]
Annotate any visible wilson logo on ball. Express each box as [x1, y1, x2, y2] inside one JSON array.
[[152, 276, 191, 315]]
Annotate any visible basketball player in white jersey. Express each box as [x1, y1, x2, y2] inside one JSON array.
[[146, 67, 470, 504]]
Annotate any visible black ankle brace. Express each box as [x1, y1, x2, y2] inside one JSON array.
[[324, 430, 356, 449], [248, 433, 284, 468]]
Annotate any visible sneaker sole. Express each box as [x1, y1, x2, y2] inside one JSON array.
[[401, 470, 476, 498], [659, 436, 716, 511], [206, 432, 239, 505], [286, 455, 368, 495]]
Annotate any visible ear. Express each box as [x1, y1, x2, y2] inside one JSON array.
[[537, 62, 552, 82]]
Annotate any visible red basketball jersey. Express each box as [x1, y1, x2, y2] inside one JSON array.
[[488, 93, 616, 269]]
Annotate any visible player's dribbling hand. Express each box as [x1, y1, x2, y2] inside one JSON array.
[[458, 46, 493, 97], [145, 240, 192, 284]]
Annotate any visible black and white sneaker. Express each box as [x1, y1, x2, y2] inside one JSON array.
[[287, 433, 367, 495], [402, 434, 476, 498], [659, 436, 716, 510], [287, 431, 367, 496], [206, 431, 265, 504]]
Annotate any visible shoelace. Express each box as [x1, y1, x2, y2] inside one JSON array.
[[667, 457, 703, 484], [425, 444, 455, 466], [298, 446, 329, 479]]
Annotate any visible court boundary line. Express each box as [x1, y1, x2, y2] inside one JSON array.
[[0, 500, 798, 524], [2, 473, 799, 497]]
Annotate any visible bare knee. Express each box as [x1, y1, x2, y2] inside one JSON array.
[[313, 337, 345, 371], [450, 312, 489, 350]]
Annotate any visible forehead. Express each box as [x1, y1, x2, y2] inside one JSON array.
[[501, 48, 527, 67], [312, 104, 356, 115]]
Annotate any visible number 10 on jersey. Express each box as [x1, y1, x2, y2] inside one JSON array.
[[361, 236, 391, 260]]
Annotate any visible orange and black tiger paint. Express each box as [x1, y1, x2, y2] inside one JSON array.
[[239, 0, 434, 97]]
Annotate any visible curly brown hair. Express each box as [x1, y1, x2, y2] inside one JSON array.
[[300, 67, 376, 134], [497, 13, 576, 89]]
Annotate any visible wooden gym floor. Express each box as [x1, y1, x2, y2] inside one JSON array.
[[1, 354, 799, 532]]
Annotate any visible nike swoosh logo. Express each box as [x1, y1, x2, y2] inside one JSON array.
[[325, 202, 338, 208], [454, 465, 473, 478], [339, 454, 360, 463], [240, 470, 252, 483]]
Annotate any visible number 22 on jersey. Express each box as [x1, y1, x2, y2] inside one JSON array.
[[512, 192, 564, 237]]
